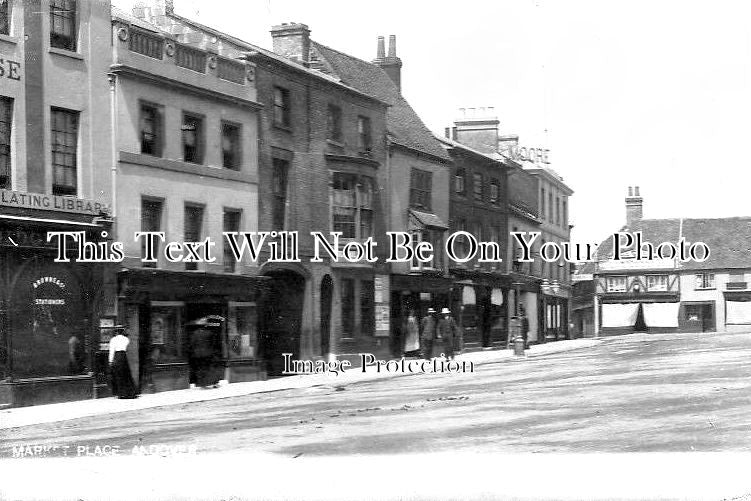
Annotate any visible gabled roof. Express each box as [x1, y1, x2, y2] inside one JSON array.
[[312, 41, 450, 162], [588, 217, 751, 272]]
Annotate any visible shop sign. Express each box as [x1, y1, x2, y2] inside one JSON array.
[[374, 274, 390, 336], [31, 275, 67, 306], [509, 145, 550, 165], [0, 56, 22, 81], [0, 189, 109, 215]]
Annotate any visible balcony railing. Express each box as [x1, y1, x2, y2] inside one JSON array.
[[129, 28, 164, 60], [217, 57, 245, 84], [175, 43, 206, 73]]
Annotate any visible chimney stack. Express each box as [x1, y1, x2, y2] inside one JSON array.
[[451, 107, 500, 155], [373, 34, 403, 92], [270, 22, 311, 65], [626, 185, 643, 229]]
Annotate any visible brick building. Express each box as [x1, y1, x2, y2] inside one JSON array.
[[0, 0, 116, 407]]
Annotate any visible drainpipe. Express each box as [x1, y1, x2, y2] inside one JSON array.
[[108, 72, 119, 323]]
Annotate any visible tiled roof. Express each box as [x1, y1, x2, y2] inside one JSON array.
[[312, 42, 451, 162], [589, 217, 751, 272]]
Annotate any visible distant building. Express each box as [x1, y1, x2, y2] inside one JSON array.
[[578, 186, 751, 336], [0, 0, 116, 407]]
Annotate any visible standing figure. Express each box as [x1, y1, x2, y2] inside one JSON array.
[[108, 327, 138, 399], [402, 310, 420, 357], [420, 308, 437, 359], [437, 307, 462, 360], [520, 305, 530, 349]]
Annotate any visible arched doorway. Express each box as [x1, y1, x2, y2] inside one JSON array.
[[259, 269, 306, 376], [320, 275, 333, 357]]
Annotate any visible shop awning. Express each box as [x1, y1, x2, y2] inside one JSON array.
[[642, 302, 679, 327], [408, 209, 448, 231], [601, 303, 639, 328]]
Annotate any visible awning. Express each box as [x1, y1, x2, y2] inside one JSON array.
[[727, 301, 751, 324], [408, 209, 448, 230], [601, 303, 639, 328], [490, 288, 503, 306], [642, 303, 679, 327]]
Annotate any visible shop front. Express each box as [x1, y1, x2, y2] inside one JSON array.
[[118, 269, 267, 393], [599, 292, 681, 335], [452, 275, 509, 350], [0, 211, 113, 408], [539, 294, 570, 342]]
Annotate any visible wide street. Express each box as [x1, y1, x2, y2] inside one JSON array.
[[4, 331, 751, 455]]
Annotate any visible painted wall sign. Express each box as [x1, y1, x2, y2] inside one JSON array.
[[0, 57, 22, 81], [0, 189, 109, 215], [509, 146, 551, 165]]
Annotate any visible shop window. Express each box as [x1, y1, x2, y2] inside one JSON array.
[[221, 122, 241, 170], [181, 113, 204, 164], [360, 280, 374, 336], [184, 204, 204, 271], [455, 168, 465, 195], [0, 0, 8, 35], [0, 96, 11, 189], [272, 158, 288, 229], [50, 0, 76, 51], [51, 107, 78, 196], [695, 273, 715, 290], [227, 303, 257, 359], [409, 168, 432, 211], [273, 86, 291, 128], [606, 276, 627, 292], [140, 102, 162, 157], [646, 274, 668, 292], [223, 209, 241, 273], [331, 172, 374, 240], [473, 172, 483, 200], [150, 304, 184, 363], [357, 115, 372, 155], [140, 198, 163, 268], [327, 104, 342, 142], [341, 278, 355, 338]]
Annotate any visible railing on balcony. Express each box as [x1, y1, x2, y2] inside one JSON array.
[[217, 57, 246, 85], [129, 28, 164, 60], [175, 43, 206, 73], [726, 281, 747, 290]]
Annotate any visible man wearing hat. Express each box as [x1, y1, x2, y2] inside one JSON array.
[[437, 307, 462, 360], [420, 308, 437, 359]]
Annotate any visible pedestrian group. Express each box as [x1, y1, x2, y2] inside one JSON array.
[[402, 307, 464, 360]]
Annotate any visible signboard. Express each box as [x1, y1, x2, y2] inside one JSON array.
[[509, 146, 550, 165], [0, 189, 110, 215], [375, 305, 390, 333], [374, 274, 390, 337]]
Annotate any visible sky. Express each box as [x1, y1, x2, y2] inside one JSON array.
[[112, 0, 751, 245]]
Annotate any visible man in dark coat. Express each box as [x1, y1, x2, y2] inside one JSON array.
[[420, 308, 437, 359], [437, 307, 462, 360], [520, 305, 530, 349]]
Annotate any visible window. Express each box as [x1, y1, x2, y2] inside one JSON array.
[[490, 179, 499, 204], [606, 276, 628, 292], [273, 86, 290, 128], [51, 108, 78, 196], [646, 274, 668, 292], [455, 168, 465, 194], [0, 0, 9, 35], [182, 113, 203, 164], [361, 280, 374, 336], [410, 230, 444, 271], [0, 97, 11, 189], [140, 103, 162, 157], [541, 188, 546, 220], [141, 198, 163, 268], [357, 115, 372, 154], [548, 192, 553, 222], [473, 172, 483, 200], [150, 305, 184, 363], [331, 172, 374, 240], [556, 196, 560, 225], [227, 303, 257, 359], [223, 209, 241, 273], [221, 122, 241, 170], [695, 273, 715, 290], [409, 168, 432, 211], [563, 199, 568, 227], [272, 158, 288, 229], [453, 218, 469, 261], [341, 278, 355, 338], [49, 0, 76, 51], [327, 104, 342, 142], [184, 205, 203, 271]]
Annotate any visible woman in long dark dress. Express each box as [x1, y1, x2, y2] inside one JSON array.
[[109, 328, 138, 399]]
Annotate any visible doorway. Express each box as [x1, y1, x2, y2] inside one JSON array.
[[320, 275, 332, 357], [260, 270, 305, 376]]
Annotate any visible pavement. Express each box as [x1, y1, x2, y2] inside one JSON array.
[[0, 337, 599, 429]]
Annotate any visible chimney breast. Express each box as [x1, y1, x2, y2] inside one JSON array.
[[452, 107, 500, 154], [625, 185, 643, 229], [271, 22, 311, 65]]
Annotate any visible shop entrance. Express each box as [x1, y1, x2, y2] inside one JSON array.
[[260, 270, 305, 376], [320, 275, 332, 357]]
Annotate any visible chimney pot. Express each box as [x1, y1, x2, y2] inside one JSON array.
[[635, 186, 640, 196], [388, 35, 397, 57], [628, 186, 633, 196], [376, 36, 385, 60]]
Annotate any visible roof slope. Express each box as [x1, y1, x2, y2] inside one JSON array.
[[312, 42, 450, 162]]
